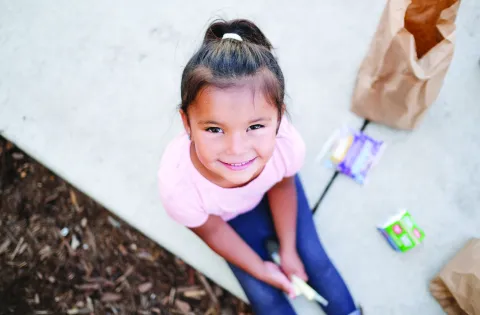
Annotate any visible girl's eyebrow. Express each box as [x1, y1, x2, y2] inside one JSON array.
[[198, 120, 222, 125], [198, 117, 271, 125], [249, 117, 271, 123]]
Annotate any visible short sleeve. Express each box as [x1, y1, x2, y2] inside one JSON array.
[[160, 191, 209, 228], [275, 118, 306, 177], [158, 166, 209, 228]]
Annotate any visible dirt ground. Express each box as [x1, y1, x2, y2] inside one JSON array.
[[0, 136, 252, 315]]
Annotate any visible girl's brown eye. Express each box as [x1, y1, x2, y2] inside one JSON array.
[[247, 124, 265, 131], [205, 127, 223, 133]]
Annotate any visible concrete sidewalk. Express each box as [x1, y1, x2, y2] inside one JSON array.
[[1, 0, 479, 313]]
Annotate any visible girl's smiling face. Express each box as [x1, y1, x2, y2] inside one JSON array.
[[182, 84, 280, 188]]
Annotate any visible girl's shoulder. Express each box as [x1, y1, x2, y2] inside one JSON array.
[[157, 133, 208, 227], [158, 132, 193, 197]]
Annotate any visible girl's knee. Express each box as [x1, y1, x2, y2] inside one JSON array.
[[243, 278, 282, 304], [241, 277, 292, 313]]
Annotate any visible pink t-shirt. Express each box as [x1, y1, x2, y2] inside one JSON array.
[[158, 118, 306, 228]]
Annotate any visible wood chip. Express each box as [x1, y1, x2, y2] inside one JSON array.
[[83, 228, 97, 255], [12, 152, 24, 160], [168, 288, 176, 305], [205, 306, 217, 315], [108, 306, 119, 315], [71, 235, 80, 250], [107, 216, 121, 228], [61, 238, 75, 257], [18, 242, 28, 255], [67, 308, 91, 315], [161, 296, 169, 306], [84, 277, 115, 287], [115, 265, 134, 283], [75, 283, 100, 291], [6, 261, 27, 268], [176, 285, 201, 293], [69, 189, 81, 213], [118, 244, 128, 256], [10, 236, 24, 260], [101, 292, 122, 303], [197, 273, 219, 305], [138, 282, 153, 293], [86, 297, 93, 311], [215, 286, 223, 297], [188, 268, 195, 285], [0, 239, 11, 254], [137, 250, 154, 261], [11, 152, 24, 159], [39, 245, 52, 260], [45, 192, 59, 204], [183, 289, 206, 299], [175, 299, 191, 313]]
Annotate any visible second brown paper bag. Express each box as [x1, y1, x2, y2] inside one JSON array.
[[351, 0, 460, 130], [430, 238, 480, 315]]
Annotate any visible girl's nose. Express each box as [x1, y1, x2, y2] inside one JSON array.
[[226, 132, 247, 156]]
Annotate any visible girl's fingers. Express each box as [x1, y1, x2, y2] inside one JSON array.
[[288, 289, 297, 299], [283, 281, 296, 298], [298, 269, 308, 282], [287, 268, 308, 282]]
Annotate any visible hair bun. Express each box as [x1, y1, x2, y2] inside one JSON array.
[[204, 19, 272, 51]]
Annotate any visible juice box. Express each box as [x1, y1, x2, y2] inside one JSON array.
[[378, 210, 425, 252], [321, 128, 385, 184]]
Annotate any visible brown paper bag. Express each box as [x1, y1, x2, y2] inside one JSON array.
[[430, 238, 480, 315], [351, 0, 460, 130]]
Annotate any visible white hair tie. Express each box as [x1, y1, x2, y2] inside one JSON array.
[[222, 33, 243, 41]]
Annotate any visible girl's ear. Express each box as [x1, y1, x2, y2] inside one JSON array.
[[180, 109, 191, 137]]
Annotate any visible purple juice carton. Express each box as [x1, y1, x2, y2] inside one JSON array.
[[321, 128, 385, 184], [378, 210, 425, 252]]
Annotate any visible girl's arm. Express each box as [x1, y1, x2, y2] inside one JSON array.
[[267, 176, 297, 251], [191, 216, 294, 293], [267, 176, 308, 280], [191, 215, 264, 277]]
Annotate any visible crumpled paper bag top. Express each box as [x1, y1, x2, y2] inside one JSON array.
[[430, 239, 480, 315]]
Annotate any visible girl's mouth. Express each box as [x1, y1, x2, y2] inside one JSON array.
[[220, 157, 257, 171]]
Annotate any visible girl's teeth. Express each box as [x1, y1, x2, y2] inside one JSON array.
[[229, 161, 249, 166]]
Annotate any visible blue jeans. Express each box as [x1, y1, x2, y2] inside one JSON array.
[[227, 176, 359, 315]]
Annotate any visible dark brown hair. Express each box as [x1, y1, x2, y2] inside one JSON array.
[[180, 19, 285, 120]]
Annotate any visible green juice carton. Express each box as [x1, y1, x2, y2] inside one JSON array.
[[378, 210, 425, 252]]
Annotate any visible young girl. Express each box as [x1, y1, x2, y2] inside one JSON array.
[[159, 19, 361, 315]]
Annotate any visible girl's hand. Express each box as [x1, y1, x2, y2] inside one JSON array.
[[279, 246, 308, 282], [261, 261, 296, 298]]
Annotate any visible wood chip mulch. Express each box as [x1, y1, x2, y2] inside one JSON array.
[[0, 136, 252, 315]]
